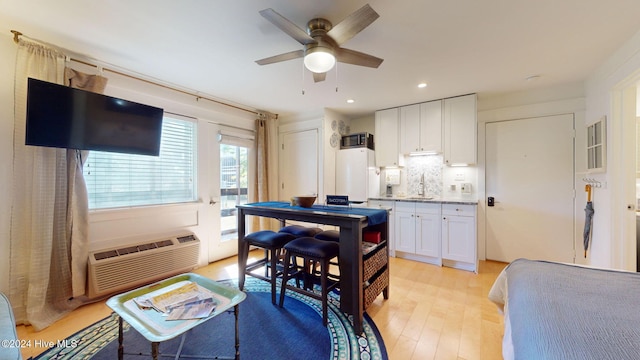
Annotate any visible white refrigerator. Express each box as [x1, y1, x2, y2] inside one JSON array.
[[336, 148, 380, 203]]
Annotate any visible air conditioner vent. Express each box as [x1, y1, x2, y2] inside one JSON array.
[[177, 234, 197, 243], [156, 240, 173, 247], [88, 233, 200, 298], [118, 245, 140, 255], [94, 250, 119, 261]]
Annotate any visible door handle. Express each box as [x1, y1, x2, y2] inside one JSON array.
[[488, 197, 495, 207]]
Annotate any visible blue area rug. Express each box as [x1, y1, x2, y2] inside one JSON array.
[[33, 277, 387, 359]]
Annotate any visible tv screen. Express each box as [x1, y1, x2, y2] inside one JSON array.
[[26, 78, 164, 156]]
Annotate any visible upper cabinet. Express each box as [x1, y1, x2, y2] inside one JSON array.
[[443, 94, 477, 165], [400, 100, 442, 154], [376, 93, 476, 167], [375, 108, 403, 167]]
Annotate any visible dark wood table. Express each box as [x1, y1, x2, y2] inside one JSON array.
[[236, 202, 389, 334]]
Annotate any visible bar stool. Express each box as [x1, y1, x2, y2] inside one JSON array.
[[279, 224, 322, 238], [314, 229, 339, 242], [280, 225, 322, 272], [239, 230, 296, 304], [279, 237, 340, 326]]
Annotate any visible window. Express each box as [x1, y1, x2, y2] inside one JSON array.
[[84, 116, 197, 209], [586, 116, 606, 173]]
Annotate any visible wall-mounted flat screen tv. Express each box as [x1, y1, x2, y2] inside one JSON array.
[[26, 78, 164, 156]]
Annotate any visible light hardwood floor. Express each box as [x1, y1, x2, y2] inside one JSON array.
[[17, 252, 507, 359]]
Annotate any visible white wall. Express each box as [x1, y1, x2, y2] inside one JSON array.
[[0, 33, 258, 293], [349, 114, 375, 135]]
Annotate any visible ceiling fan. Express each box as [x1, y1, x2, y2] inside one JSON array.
[[255, 4, 384, 82]]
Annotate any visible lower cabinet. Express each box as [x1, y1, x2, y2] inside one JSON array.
[[394, 202, 442, 266], [393, 201, 477, 272], [442, 204, 477, 272]]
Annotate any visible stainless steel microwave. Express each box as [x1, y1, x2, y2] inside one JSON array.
[[340, 132, 374, 150]]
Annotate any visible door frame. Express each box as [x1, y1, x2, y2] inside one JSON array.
[[610, 75, 638, 271], [278, 119, 323, 202], [477, 97, 586, 263], [204, 122, 256, 263]]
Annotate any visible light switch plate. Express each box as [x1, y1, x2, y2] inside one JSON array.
[[461, 183, 472, 193]]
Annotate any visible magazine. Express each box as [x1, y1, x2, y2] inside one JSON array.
[[133, 281, 219, 320]]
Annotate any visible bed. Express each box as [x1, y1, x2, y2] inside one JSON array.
[[488, 258, 640, 360]]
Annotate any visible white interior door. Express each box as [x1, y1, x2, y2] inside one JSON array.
[[280, 129, 318, 201], [485, 114, 575, 263]]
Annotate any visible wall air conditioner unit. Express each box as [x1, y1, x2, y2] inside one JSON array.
[[88, 233, 200, 299]]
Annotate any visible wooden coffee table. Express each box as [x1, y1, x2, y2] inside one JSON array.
[[106, 273, 246, 360]]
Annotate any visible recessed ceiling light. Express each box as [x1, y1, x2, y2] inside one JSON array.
[[346, 99, 355, 104], [417, 83, 427, 88]]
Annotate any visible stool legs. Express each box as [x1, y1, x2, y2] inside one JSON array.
[[269, 247, 278, 304], [280, 251, 334, 326], [238, 241, 250, 291]]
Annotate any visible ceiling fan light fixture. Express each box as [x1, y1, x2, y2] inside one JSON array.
[[304, 46, 336, 73]]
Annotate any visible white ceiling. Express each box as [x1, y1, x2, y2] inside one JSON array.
[[2, 0, 640, 119]]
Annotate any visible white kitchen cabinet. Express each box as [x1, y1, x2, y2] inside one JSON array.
[[419, 100, 443, 153], [400, 101, 443, 154], [443, 94, 476, 165], [415, 204, 441, 258], [368, 199, 395, 256], [441, 204, 476, 272], [394, 202, 441, 266], [400, 104, 420, 154], [374, 108, 403, 167]]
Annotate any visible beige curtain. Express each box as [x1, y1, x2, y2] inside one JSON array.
[[64, 68, 108, 297], [9, 41, 107, 330], [10, 40, 68, 330], [251, 112, 279, 231]]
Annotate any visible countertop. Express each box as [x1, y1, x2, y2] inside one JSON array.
[[368, 196, 478, 205]]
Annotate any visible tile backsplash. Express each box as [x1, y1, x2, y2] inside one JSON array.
[[380, 154, 477, 198], [382, 155, 444, 197], [406, 155, 444, 196]]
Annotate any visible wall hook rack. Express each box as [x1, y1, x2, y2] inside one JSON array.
[[582, 178, 605, 188]]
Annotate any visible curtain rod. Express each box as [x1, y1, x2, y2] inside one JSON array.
[[10, 30, 278, 119]]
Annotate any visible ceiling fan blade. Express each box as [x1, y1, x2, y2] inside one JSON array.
[[255, 49, 304, 65], [327, 4, 379, 46], [335, 48, 383, 68], [259, 8, 316, 45], [313, 72, 326, 83]]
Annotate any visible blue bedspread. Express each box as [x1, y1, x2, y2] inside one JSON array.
[[245, 201, 388, 226], [501, 259, 640, 360]]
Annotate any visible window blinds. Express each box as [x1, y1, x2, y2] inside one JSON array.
[[84, 116, 197, 209]]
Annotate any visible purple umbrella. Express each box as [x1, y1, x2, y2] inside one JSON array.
[[583, 185, 594, 258]]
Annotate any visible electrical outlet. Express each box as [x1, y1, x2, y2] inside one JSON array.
[[454, 172, 465, 181]]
